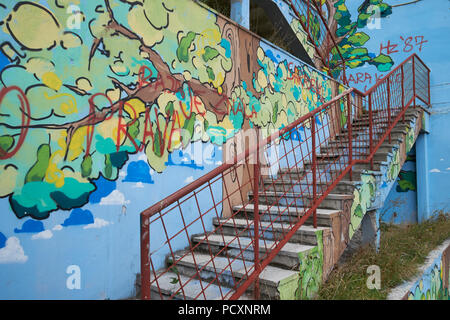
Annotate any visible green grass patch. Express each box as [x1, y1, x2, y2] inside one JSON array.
[[316, 212, 450, 300]]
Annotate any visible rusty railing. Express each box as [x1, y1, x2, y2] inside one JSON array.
[[140, 53, 430, 300]]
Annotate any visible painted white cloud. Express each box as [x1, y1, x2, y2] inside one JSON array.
[[31, 230, 53, 240], [447, 167, 450, 171], [83, 218, 112, 229], [100, 190, 130, 205], [184, 176, 194, 184], [138, 154, 148, 161], [52, 224, 63, 231], [0, 237, 28, 264], [119, 170, 126, 178], [133, 182, 145, 188], [430, 168, 441, 173]]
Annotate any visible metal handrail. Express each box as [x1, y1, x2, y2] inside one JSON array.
[[140, 53, 430, 300]]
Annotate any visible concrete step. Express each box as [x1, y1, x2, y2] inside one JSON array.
[[213, 217, 329, 246], [340, 123, 389, 133], [248, 190, 354, 211], [355, 108, 421, 122], [367, 150, 394, 162], [328, 136, 403, 147], [191, 234, 314, 270], [333, 131, 404, 143], [320, 143, 396, 154], [351, 160, 388, 171], [339, 116, 414, 135], [315, 153, 341, 160], [302, 158, 350, 171], [171, 252, 299, 300], [354, 112, 418, 123], [275, 167, 382, 181], [261, 177, 361, 194], [150, 271, 240, 300], [233, 204, 340, 227]]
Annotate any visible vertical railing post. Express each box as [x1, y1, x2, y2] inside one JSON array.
[[347, 93, 353, 181], [412, 55, 416, 104], [401, 64, 405, 123], [387, 77, 391, 144], [253, 128, 260, 300], [140, 215, 151, 300], [428, 68, 431, 106], [368, 93, 374, 170], [311, 115, 317, 228], [342, 63, 347, 87]]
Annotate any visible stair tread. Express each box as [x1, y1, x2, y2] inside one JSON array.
[[192, 234, 315, 258], [263, 177, 362, 185], [173, 252, 298, 287], [233, 204, 340, 217], [215, 217, 330, 235], [151, 271, 234, 300], [249, 190, 353, 199], [323, 142, 398, 148], [278, 167, 382, 174]]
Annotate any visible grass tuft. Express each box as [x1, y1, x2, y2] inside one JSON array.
[[317, 212, 450, 300]]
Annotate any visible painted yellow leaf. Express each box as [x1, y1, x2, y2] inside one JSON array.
[[125, 98, 146, 119], [42, 72, 62, 91]]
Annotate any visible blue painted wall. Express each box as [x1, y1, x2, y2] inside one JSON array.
[[380, 146, 418, 224], [0, 144, 221, 299], [344, 0, 450, 222], [1, 0, 448, 300]]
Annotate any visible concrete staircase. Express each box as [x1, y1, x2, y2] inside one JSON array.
[[149, 107, 424, 300]]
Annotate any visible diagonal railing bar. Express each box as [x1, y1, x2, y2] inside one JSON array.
[[140, 53, 430, 300]]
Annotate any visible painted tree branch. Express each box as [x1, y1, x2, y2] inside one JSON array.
[[11, 0, 234, 154]]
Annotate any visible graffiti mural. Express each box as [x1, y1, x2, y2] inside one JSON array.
[[285, 0, 395, 77], [407, 244, 450, 300], [0, 0, 436, 301], [349, 173, 377, 239], [276, 229, 324, 300], [296, 230, 323, 299], [0, 0, 335, 221], [380, 117, 420, 224]]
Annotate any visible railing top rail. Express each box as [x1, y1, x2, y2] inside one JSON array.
[[141, 53, 429, 219]]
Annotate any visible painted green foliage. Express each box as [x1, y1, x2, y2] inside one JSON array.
[[396, 170, 416, 193], [295, 230, 324, 300], [396, 151, 416, 193], [405, 125, 415, 153], [177, 31, 197, 63], [276, 230, 325, 300], [349, 174, 376, 239], [0, 135, 14, 153], [25, 144, 51, 183], [387, 149, 401, 182], [291, 0, 394, 77], [332, 0, 394, 75]]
